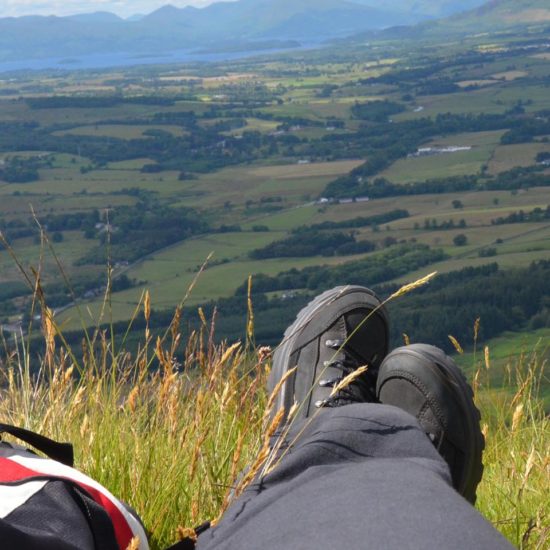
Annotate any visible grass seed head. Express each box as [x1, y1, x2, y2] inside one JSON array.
[[330, 365, 369, 397], [126, 386, 140, 413], [143, 290, 151, 323], [474, 317, 481, 342], [512, 403, 524, 433], [257, 346, 272, 363], [389, 271, 437, 300], [264, 366, 297, 420], [448, 335, 464, 355], [484, 346, 491, 370]]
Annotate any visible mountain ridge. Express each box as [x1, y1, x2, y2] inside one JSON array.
[[0, 0, 419, 62], [0, 0, 545, 64]]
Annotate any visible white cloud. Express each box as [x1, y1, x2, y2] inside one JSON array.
[[0, 0, 230, 18]]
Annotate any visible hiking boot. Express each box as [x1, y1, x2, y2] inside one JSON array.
[[376, 344, 484, 504], [268, 286, 389, 422]]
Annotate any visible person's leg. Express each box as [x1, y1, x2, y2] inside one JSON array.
[[198, 405, 510, 549], [197, 286, 512, 549]]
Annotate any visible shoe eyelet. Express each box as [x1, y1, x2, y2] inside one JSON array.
[[319, 377, 340, 388], [325, 339, 343, 349]]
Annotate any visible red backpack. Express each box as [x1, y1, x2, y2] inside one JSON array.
[[0, 424, 149, 550]]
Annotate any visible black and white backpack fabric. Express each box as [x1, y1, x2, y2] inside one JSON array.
[[0, 424, 149, 550]]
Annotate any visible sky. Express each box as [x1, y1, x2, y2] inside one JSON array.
[[1, 1, 234, 18]]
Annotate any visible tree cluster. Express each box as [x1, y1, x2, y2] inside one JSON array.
[[293, 209, 409, 233], [249, 231, 375, 260], [491, 206, 550, 225], [241, 244, 446, 294], [77, 204, 208, 264]]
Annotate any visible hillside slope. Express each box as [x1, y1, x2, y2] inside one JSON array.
[[355, 0, 487, 18], [434, 0, 550, 31]]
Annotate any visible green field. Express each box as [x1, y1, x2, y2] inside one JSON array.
[[456, 327, 550, 404], [396, 83, 550, 121], [224, 118, 280, 135], [488, 142, 550, 174], [0, 232, 102, 283], [457, 327, 550, 369], [53, 124, 187, 139], [380, 147, 490, 183], [57, 249, 367, 327], [174, 160, 363, 210]]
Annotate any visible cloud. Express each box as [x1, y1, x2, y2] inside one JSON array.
[[1, 0, 226, 18]]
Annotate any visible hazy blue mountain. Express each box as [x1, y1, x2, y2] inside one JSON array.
[[0, 0, 420, 62], [0, 0, 541, 64], [125, 14, 147, 22], [137, 0, 419, 40], [354, 1, 487, 18], [66, 12, 124, 24]]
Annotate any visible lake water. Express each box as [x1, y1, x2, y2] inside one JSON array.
[[0, 44, 316, 75]]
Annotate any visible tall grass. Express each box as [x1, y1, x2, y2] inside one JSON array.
[[474, 348, 549, 549], [0, 307, 270, 548], [0, 248, 547, 548]]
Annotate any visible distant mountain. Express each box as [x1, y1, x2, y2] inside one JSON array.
[[354, 1, 487, 18], [0, 0, 422, 63], [137, 0, 420, 41], [0, 0, 543, 65], [126, 14, 146, 22], [66, 12, 123, 24]]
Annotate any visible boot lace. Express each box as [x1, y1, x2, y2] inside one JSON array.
[[315, 339, 376, 408]]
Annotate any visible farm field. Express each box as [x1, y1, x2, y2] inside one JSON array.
[[53, 124, 187, 139], [396, 84, 550, 122], [0, 24, 549, 356], [58, 249, 367, 327], [56, 191, 550, 327], [380, 145, 491, 183], [458, 327, 550, 369], [455, 326, 550, 405], [378, 130, 531, 183], [178, 159, 364, 209], [488, 142, 550, 174], [255, 188, 550, 230]]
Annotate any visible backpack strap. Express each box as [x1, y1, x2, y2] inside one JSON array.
[[0, 424, 74, 467], [165, 522, 211, 550]]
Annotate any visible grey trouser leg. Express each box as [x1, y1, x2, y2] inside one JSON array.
[[197, 404, 513, 550]]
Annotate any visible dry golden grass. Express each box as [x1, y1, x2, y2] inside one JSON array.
[[0, 306, 269, 548]]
